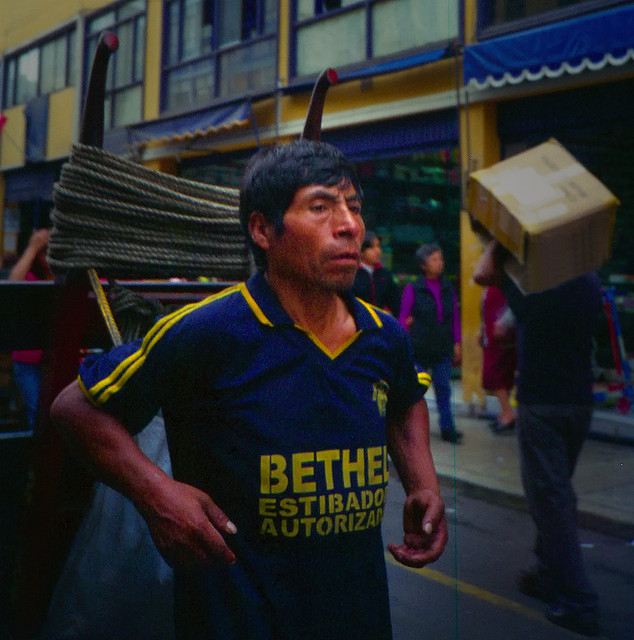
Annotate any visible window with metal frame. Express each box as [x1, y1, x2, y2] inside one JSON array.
[[2, 29, 76, 109], [292, 0, 459, 78], [477, 0, 629, 38], [85, 0, 146, 129], [162, 0, 278, 114]]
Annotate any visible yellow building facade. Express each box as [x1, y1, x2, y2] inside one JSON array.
[[2, 0, 634, 410]]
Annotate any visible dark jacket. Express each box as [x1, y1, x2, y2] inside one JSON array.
[[504, 272, 601, 405], [352, 264, 400, 315], [409, 275, 455, 367]]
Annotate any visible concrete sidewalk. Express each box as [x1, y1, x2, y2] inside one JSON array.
[[426, 395, 634, 541]]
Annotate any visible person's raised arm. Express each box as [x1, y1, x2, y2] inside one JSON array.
[[386, 399, 448, 568], [8, 229, 50, 281], [51, 380, 237, 568]]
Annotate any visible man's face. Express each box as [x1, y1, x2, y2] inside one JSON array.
[[264, 181, 365, 293]]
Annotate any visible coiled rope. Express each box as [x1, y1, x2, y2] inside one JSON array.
[[48, 144, 250, 280], [109, 284, 168, 343]]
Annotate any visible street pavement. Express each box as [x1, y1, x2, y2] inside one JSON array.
[[2, 395, 633, 639], [425, 390, 634, 541]]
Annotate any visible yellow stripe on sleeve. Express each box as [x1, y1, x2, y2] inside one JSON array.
[[417, 371, 432, 393], [88, 285, 241, 406]]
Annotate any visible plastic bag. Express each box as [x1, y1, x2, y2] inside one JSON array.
[[38, 414, 174, 640]]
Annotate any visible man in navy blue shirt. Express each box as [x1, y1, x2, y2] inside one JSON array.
[[52, 140, 447, 639], [474, 238, 602, 637]]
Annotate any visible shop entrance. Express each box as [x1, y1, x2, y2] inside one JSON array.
[[499, 82, 634, 421]]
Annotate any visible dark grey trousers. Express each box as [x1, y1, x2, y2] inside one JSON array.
[[517, 403, 597, 603]]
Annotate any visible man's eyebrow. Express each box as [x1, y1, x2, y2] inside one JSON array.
[[308, 188, 339, 200], [306, 187, 361, 203]]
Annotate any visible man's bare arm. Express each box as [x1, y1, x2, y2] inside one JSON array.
[[386, 399, 448, 568], [51, 381, 237, 568]]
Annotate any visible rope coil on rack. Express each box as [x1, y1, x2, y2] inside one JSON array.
[[48, 144, 250, 280]]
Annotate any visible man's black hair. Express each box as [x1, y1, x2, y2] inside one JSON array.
[[240, 140, 362, 271]]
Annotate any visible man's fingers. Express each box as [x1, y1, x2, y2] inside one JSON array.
[[387, 541, 444, 569], [197, 519, 237, 565], [390, 508, 448, 569], [193, 497, 237, 564], [145, 482, 238, 568], [403, 491, 445, 536], [200, 495, 238, 536], [421, 500, 445, 534], [388, 542, 435, 568], [159, 518, 237, 568]]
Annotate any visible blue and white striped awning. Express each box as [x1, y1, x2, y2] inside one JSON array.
[[128, 101, 251, 147], [464, 4, 634, 90]]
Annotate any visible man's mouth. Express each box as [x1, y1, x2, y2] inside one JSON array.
[[330, 250, 359, 263], [331, 256, 359, 271]]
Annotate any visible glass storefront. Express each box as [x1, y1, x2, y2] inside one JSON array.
[[352, 148, 461, 286], [499, 84, 634, 418]]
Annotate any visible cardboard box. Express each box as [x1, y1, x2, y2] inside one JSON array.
[[468, 139, 619, 292]]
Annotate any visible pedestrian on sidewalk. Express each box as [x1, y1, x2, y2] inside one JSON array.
[[8, 227, 55, 431], [352, 230, 400, 315], [477, 285, 517, 433], [50, 140, 448, 640], [399, 242, 463, 444], [474, 237, 602, 637]]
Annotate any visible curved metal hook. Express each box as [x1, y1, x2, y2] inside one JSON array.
[[79, 31, 119, 148], [76, 31, 123, 343], [301, 68, 338, 141]]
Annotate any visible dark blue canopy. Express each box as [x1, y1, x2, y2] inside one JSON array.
[[464, 4, 634, 89], [128, 101, 250, 147]]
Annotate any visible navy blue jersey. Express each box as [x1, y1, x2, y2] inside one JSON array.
[[79, 272, 425, 640]]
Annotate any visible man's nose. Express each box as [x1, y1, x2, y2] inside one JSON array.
[[334, 203, 362, 237]]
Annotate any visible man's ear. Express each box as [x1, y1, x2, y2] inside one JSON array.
[[248, 211, 271, 251]]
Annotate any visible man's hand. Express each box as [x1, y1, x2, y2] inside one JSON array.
[[52, 380, 238, 571], [137, 477, 238, 570], [388, 489, 447, 568]]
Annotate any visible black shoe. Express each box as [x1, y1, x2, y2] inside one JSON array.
[[441, 430, 463, 444], [491, 419, 515, 434], [517, 567, 553, 603], [546, 597, 600, 637]]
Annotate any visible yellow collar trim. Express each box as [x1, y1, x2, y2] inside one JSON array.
[[239, 282, 274, 326], [294, 324, 363, 360], [356, 298, 384, 328]]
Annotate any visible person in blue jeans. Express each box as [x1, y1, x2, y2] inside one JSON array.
[[399, 243, 462, 444]]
